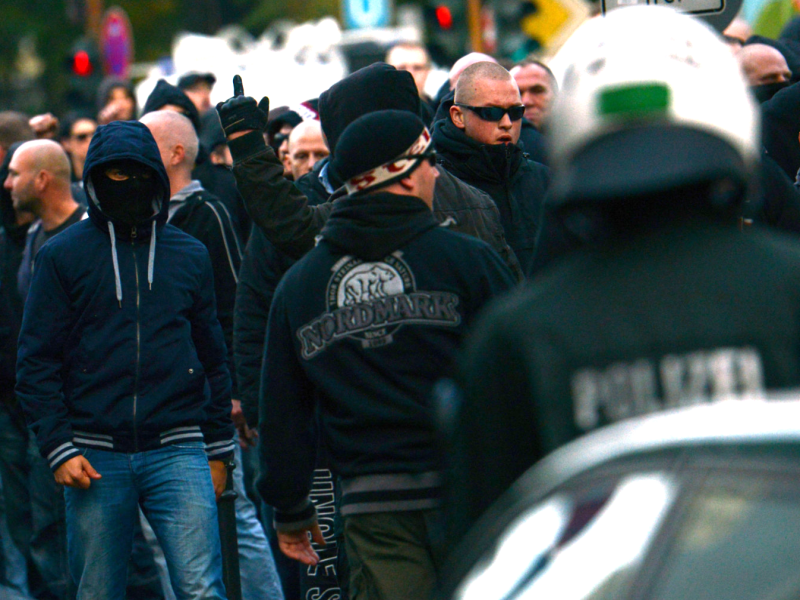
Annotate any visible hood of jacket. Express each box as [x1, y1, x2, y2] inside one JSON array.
[[761, 81, 800, 180], [320, 192, 439, 261], [83, 120, 170, 239], [142, 79, 201, 134]]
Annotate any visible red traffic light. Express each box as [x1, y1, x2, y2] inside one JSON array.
[[72, 50, 93, 77], [435, 5, 454, 29]]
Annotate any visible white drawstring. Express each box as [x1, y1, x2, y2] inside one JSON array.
[[108, 221, 123, 307], [148, 221, 156, 290]]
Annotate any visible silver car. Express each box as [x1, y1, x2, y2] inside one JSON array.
[[442, 399, 800, 600]]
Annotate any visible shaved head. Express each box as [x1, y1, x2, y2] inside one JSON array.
[[738, 44, 792, 86], [449, 52, 498, 89], [15, 140, 71, 184], [286, 120, 329, 180], [140, 110, 199, 171], [5, 139, 72, 217], [455, 62, 515, 105]]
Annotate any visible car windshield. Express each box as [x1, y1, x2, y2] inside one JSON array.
[[455, 473, 677, 600]]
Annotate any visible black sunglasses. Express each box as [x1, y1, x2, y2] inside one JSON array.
[[393, 151, 438, 167], [73, 132, 94, 141], [455, 103, 525, 122]]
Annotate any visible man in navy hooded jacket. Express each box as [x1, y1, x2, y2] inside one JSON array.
[[15, 120, 235, 599]]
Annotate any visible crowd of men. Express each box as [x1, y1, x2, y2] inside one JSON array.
[[3, 6, 800, 600]]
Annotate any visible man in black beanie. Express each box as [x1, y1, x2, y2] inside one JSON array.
[[255, 109, 515, 600], [219, 66, 523, 278]]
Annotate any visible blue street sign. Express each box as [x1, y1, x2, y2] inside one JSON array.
[[344, 0, 391, 29]]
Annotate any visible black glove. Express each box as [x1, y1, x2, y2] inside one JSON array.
[[215, 75, 270, 137]]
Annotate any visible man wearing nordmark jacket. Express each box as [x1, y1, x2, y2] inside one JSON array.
[[253, 109, 515, 599], [15, 120, 235, 599]]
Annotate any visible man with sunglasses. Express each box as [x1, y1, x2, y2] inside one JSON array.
[[255, 109, 515, 600], [432, 61, 550, 274]]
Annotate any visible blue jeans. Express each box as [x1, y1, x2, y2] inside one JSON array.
[[0, 400, 71, 599], [64, 443, 227, 600], [233, 442, 284, 600]]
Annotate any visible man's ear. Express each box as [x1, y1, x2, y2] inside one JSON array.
[[34, 170, 49, 192], [397, 173, 415, 192], [172, 144, 186, 167], [450, 104, 466, 130]]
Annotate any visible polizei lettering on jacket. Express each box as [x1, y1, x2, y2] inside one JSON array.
[[571, 347, 765, 431], [298, 290, 461, 359]]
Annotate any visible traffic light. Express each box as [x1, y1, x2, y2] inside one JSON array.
[[71, 49, 94, 77], [65, 38, 102, 114], [425, 0, 469, 66]]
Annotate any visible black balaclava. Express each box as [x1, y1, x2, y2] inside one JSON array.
[[92, 159, 159, 226], [751, 81, 791, 104]]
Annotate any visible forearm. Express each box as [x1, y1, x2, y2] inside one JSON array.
[[230, 131, 324, 259]]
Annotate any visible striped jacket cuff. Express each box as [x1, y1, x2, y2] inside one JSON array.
[[47, 441, 81, 472], [205, 438, 236, 462], [273, 498, 318, 533]]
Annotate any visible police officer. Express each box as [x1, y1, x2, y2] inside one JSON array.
[[446, 6, 800, 544]]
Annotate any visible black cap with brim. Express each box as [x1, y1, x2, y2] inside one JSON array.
[[177, 72, 217, 90], [550, 125, 750, 208]]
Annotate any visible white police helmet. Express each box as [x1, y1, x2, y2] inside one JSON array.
[[547, 5, 760, 206]]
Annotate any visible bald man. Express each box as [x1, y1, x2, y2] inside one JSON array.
[[139, 110, 284, 600], [284, 120, 329, 181], [6, 140, 86, 300], [432, 61, 550, 273], [738, 43, 792, 86], [1, 139, 85, 599]]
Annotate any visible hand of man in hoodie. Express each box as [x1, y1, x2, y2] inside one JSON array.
[[54, 456, 102, 489], [277, 523, 326, 566], [216, 75, 270, 141]]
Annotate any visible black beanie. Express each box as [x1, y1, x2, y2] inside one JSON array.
[[331, 110, 430, 194], [142, 79, 201, 134], [318, 63, 420, 154]]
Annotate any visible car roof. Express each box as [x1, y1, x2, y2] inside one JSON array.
[[516, 396, 800, 502]]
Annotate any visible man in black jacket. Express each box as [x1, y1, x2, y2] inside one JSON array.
[[225, 64, 523, 280], [140, 111, 242, 393], [0, 142, 71, 600], [446, 5, 800, 547], [254, 109, 515, 600], [432, 61, 550, 274]]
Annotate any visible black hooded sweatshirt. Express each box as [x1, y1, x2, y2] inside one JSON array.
[[256, 191, 515, 532]]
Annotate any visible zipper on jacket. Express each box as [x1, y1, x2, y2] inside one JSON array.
[[132, 237, 141, 452]]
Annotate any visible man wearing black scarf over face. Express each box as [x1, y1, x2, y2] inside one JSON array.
[[16, 120, 235, 600], [431, 61, 551, 275]]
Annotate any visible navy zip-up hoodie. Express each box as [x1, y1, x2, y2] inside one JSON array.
[[16, 121, 235, 472]]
